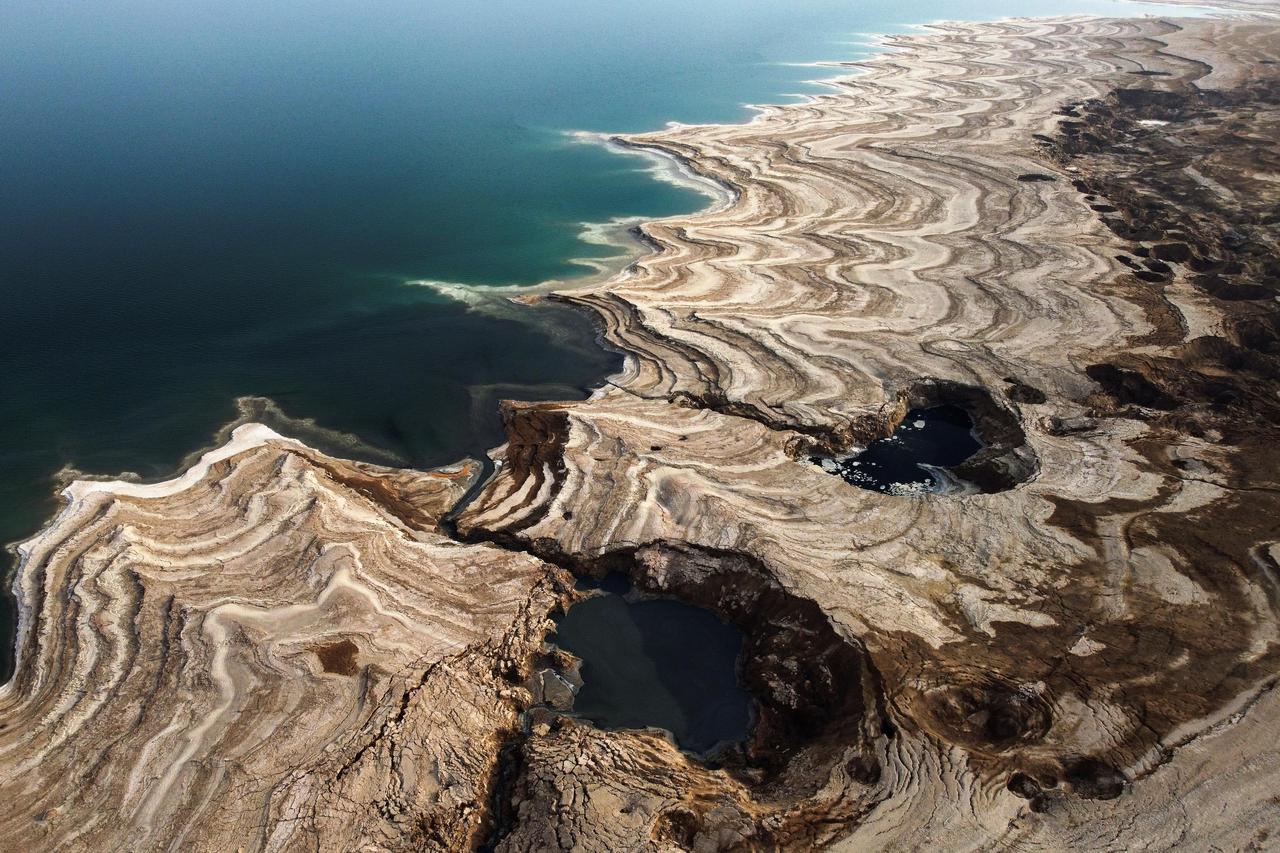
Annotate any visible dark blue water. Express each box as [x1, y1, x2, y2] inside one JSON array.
[[816, 405, 982, 493], [0, 0, 1197, 679], [552, 574, 752, 754]]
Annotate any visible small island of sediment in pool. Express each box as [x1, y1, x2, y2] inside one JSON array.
[[3, 0, 1280, 849]]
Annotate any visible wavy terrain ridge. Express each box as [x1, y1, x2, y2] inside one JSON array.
[[5, 9, 1280, 852]]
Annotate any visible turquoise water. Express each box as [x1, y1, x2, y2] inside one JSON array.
[[1, 0, 1196, 677]]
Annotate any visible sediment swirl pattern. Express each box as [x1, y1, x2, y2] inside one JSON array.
[[460, 13, 1280, 849], [1, 426, 565, 850], [5, 10, 1280, 851]]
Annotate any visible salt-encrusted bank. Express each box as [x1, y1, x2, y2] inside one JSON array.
[[459, 10, 1280, 849], [4, 7, 1280, 851]]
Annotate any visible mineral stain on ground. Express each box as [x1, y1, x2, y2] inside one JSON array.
[[551, 574, 753, 754]]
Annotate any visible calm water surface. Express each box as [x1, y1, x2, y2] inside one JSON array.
[[553, 575, 753, 754], [816, 405, 983, 493], [1, 0, 1196, 677]]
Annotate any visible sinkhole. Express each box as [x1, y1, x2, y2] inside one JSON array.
[[814, 404, 983, 494], [548, 573, 753, 755]]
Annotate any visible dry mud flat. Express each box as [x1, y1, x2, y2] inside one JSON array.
[[4, 9, 1280, 853]]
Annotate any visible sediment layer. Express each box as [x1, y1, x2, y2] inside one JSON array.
[[459, 11, 1280, 850], [4, 7, 1280, 852], [1, 426, 569, 850]]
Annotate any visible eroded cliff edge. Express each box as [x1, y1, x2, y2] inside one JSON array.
[[4, 10, 1280, 852]]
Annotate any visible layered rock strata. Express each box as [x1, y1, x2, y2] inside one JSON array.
[[4, 9, 1280, 852], [458, 12, 1280, 850], [1, 426, 570, 850]]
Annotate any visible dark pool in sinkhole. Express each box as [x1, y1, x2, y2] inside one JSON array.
[[551, 574, 754, 755], [545, 407, 984, 751], [816, 404, 983, 494]]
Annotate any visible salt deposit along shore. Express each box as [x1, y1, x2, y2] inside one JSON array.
[[4, 6, 1280, 850]]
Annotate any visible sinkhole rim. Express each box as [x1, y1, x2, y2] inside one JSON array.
[[811, 403, 985, 496]]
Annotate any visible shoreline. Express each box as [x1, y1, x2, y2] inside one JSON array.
[[0, 424, 297, 701], [5, 4, 1213, 506], [2, 5, 1280, 850], [413, 133, 736, 310], [458, 7, 1280, 848], [419, 1, 1213, 314]]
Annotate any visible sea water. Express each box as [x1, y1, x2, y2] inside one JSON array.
[[0, 0, 1200, 676]]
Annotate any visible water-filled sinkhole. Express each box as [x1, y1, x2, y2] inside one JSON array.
[[550, 573, 753, 754], [815, 404, 983, 494]]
